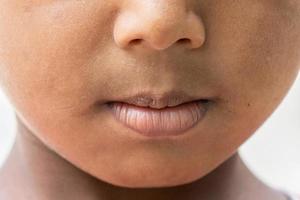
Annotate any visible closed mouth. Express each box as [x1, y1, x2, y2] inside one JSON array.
[[106, 98, 211, 137], [107, 98, 210, 110]]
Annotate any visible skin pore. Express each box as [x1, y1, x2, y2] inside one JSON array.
[[0, 0, 300, 199]]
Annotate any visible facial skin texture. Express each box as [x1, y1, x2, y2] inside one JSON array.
[[0, 0, 300, 199]]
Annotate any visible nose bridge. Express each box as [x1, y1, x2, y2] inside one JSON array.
[[114, 0, 205, 50]]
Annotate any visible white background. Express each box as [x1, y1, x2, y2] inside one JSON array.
[[1, 74, 300, 193]]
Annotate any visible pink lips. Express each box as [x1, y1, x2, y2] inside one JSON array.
[[107, 100, 208, 137]]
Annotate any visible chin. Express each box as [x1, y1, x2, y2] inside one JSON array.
[[93, 164, 210, 189], [108, 173, 204, 189]]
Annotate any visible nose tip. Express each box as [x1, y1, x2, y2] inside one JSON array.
[[113, 5, 206, 51]]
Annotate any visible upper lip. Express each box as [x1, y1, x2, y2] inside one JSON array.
[[108, 90, 211, 109]]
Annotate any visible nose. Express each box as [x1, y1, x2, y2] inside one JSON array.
[[113, 0, 206, 50]]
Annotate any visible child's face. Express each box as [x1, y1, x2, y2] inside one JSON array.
[[0, 1, 300, 188]]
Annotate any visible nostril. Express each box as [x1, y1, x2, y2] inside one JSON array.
[[177, 38, 190, 43], [130, 39, 143, 45]]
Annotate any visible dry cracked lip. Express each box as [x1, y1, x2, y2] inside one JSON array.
[[106, 99, 210, 137]]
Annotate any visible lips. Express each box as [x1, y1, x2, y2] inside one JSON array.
[[105, 90, 211, 109], [107, 100, 208, 137], [103, 90, 211, 137]]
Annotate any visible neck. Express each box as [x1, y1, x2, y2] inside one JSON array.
[[0, 117, 286, 200]]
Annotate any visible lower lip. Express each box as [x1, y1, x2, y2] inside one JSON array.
[[106, 100, 208, 138]]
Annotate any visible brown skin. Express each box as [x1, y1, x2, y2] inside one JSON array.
[[0, 0, 300, 199]]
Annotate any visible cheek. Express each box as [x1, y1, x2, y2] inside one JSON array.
[[0, 4, 99, 159], [0, 2, 111, 119], [235, 10, 300, 110], [198, 1, 300, 159], [208, 1, 300, 117]]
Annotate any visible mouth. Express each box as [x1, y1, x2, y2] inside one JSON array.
[[106, 98, 210, 110], [102, 90, 213, 138], [104, 90, 213, 109]]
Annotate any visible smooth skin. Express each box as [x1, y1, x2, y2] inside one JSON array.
[[0, 0, 300, 199]]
